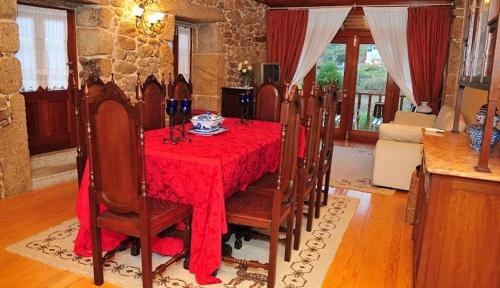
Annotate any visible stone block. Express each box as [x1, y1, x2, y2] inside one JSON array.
[[447, 40, 461, 73], [164, 0, 225, 23], [137, 44, 155, 58], [0, 0, 16, 20], [114, 60, 136, 74], [114, 47, 127, 60], [0, 93, 31, 197], [116, 35, 136, 50], [118, 20, 137, 37], [159, 15, 175, 41], [0, 56, 21, 94], [198, 24, 223, 53], [192, 53, 225, 95], [80, 57, 112, 78], [77, 28, 113, 56], [0, 22, 19, 53], [76, 7, 114, 29], [451, 18, 464, 40]]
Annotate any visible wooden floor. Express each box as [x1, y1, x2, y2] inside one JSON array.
[[0, 179, 413, 288]]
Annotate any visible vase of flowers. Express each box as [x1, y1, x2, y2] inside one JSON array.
[[238, 60, 253, 87]]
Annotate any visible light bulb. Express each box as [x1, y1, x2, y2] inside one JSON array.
[[147, 13, 157, 24], [132, 5, 144, 17], [153, 12, 165, 21]]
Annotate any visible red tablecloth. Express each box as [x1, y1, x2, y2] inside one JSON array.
[[74, 118, 281, 285]]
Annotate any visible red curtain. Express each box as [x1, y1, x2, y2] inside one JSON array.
[[407, 6, 452, 114], [267, 10, 308, 84]]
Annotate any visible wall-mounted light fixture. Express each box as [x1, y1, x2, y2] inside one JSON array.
[[133, 0, 166, 36]]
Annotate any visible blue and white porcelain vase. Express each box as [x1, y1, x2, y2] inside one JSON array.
[[466, 104, 500, 151]]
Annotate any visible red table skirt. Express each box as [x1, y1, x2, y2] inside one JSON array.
[[74, 118, 282, 284]]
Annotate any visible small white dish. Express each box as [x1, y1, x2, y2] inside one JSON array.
[[187, 127, 227, 136]]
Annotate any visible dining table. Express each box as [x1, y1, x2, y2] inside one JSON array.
[[73, 117, 283, 285]]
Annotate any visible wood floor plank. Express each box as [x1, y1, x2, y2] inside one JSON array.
[[0, 178, 413, 287]]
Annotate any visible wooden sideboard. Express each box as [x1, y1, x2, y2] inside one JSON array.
[[414, 131, 500, 287], [221, 87, 254, 118]]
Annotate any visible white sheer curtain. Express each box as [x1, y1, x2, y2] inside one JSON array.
[[16, 5, 68, 91], [363, 7, 416, 105], [291, 7, 351, 86], [177, 26, 191, 82]]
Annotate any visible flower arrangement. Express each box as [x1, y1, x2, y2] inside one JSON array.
[[237, 60, 253, 87]]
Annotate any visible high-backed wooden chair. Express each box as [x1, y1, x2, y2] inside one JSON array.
[[293, 84, 323, 250], [141, 74, 166, 131], [315, 83, 338, 212], [85, 78, 192, 288], [167, 74, 192, 123], [255, 82, 283, 122], [71, 71, 105, 185], [223, 85, 301, 288]]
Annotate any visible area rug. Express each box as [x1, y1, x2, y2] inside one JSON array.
[[330, 146, 395, 195], [6, 194, 359, 288]]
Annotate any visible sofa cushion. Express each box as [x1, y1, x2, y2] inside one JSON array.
[[379, 123, 424, 144], [394, 111, 436, 127], [433, 105, 466, 131]]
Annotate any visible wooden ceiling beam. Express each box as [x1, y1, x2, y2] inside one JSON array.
[[258, 0, 452, 8]]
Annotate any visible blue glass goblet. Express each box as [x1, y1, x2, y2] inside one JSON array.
[[180, 99, 192, 115], [239, 93, 246, 106], [163, 98, 179, 144], [166, 98, 178, 117]]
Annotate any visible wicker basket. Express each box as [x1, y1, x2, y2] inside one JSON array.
[[405, 169, 420, 224]]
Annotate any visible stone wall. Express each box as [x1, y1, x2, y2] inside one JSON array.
[[77, 0, 267, 111], [443, 2, 466, 107], [0, 0, 32, 197]]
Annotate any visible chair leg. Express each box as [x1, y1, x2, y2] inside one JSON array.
[[314, 173, 323, 219], [294, 183, 304, 251], [140, 233, 153, 288], [183, 215, 191, 270], [90, 206, 103, 286], [306, 187, 315, 232], [323, 168, 332, 206], [285, 202, 294, 262], [268, 219, 280, 288]]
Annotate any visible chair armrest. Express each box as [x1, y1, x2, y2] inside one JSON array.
[[394, 111, 436, 127], [379, 123, 424, 144]]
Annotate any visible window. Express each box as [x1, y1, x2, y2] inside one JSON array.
[[173, 24, 192, 81], [16, 5, 68, 91]]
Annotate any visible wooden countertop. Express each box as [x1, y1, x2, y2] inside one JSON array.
[[423, 130, 500, 182]]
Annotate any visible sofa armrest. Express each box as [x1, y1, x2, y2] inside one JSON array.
[[394, 111, 436, 127], [379, 123, 424, 144]]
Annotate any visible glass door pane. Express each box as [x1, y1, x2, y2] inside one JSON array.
[[316, 43, 346, 128], [352, 44, 388, 132]]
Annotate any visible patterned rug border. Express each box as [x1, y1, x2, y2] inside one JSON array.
[[6, 194, 360, 288]]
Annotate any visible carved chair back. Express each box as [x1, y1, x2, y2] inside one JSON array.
[[85, 80, 145, 213], [255, 82, 283, 122], [141, 74, 166, 131], [321, 83, 338, 164], [275, 85, 301, 205], [71, 72, 105, 184], [168, 74, 192, 100], [301, 84, 324, 175]]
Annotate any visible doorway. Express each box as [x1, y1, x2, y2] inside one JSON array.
[[309, 9, 414, 142], [17, 4, 78, 155]]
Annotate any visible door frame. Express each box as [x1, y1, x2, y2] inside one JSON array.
[[19, 3, 79, 154]]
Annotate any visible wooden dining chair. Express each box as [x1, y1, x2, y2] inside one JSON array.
[[71, 71, 105, 185], [168, 74, 192, 123], [141, 74, 166, 131], [85, 77, 192, 288], [254, 82, 283, 122], [294, 83, 324, 250], [223, 85, 301, 288], [315, 83, 338, 213]]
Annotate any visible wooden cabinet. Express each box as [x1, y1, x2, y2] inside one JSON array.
[[221, 87, 254, 118], [413, 132, 500, 287]]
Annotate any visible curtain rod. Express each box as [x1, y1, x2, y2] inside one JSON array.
[[268, 3, 453, 10]]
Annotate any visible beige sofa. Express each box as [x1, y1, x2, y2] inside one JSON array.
[[372, 105, 465, 190]]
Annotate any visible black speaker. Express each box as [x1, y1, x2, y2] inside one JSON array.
[[261, 63, 280, 83]]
